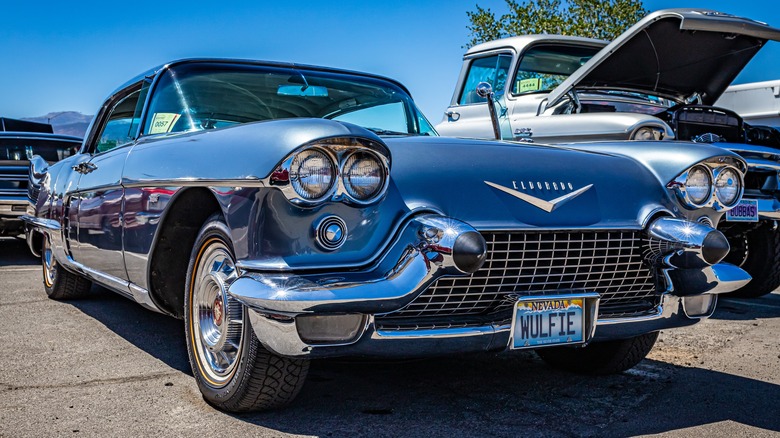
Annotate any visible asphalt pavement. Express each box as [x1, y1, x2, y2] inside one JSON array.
[[0, 236, 778, 437]]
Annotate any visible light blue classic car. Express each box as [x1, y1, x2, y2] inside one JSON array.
[[24, 59, 750, 411]]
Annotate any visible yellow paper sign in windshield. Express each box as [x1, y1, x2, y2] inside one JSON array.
[[518, 78, 542, 93], [149, 113, 181, 134]]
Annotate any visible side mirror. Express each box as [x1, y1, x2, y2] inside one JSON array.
[[475, 82, 501, 140]]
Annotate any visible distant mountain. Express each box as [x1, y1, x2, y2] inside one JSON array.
[[22, 111, 92, 138]]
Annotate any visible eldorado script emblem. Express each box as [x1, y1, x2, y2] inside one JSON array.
[[484, 181, 593, 212]]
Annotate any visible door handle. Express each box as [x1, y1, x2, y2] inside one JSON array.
[[72, 162, 97, 174], [446, 111, 460, 121]]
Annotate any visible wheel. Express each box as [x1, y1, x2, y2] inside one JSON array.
[[724, 223, 780, 298], [535, 332, 659, 375], [184, 214, 309, 412], [41, 234, 92, 300]]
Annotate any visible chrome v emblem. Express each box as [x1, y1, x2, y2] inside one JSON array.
[[484, 181, 594, 213]]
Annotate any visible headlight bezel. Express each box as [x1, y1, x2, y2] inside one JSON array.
[[340, 150, 389, 205], [288, 148, 337, 203], [268, 138, 390, 207], [669, 161, 744, 211], [712, 165, 744, 210]]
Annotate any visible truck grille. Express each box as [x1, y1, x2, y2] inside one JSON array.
[[0, 168, 28, 196], [378, 230, 661, 325]]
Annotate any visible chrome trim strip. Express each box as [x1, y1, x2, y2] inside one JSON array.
[[121, 178, 265, 188], [21, 215, 61, 230], [128, 283, 165, 314], [597, 304, 664, 325]]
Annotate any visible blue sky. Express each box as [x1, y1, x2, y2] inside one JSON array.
[[1, 1, 777, 125]]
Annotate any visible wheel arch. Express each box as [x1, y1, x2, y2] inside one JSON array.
[[147, 187, 223, 317]]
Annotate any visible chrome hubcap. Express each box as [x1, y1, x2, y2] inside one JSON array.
[[191, 240, 242, 385], [43, 237, 57, 287]]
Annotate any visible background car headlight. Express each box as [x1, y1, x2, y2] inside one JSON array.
[[715, 167, 741, 206], [342, 151, 385, 202], [686, 166, 712, 205], [632, 126, 664, 141], [290, 149, 335, 200]]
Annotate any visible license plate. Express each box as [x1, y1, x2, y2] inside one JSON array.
[[726, 199, 759, 222], [510, 297, 586, 349]]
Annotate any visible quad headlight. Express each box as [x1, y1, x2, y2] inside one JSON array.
[[272, 140, 390, 206], [342, 151, 386, 203], [685, 165, 712, 205], [714, 166, 742, 208], [290, 149, 336, 201], [669, 162, 743, 211]]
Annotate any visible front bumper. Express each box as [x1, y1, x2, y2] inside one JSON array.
[[228, 215, 750, 358], [0, 196, 29, 234]]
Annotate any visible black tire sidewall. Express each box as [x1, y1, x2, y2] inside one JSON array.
[[183, 216, 257, 407]]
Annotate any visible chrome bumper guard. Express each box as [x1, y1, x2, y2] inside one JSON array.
[[229, 216, 751, 358]]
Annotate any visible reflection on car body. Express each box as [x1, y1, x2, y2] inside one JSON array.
[[24, 58, 751, 412]]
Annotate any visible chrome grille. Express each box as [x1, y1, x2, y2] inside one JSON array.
[[379, 231, 660, 322], [0, 170, 28, 196]]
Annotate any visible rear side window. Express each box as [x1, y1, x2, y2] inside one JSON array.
[[458, 54, 512, 105]]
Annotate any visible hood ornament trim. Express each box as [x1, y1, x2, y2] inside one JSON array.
[[485, 181, 593, 213]]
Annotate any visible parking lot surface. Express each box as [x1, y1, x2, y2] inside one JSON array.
[[0, 237, 778, 437]]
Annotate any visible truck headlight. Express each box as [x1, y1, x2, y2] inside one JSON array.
[[632, 126, 664, 140]]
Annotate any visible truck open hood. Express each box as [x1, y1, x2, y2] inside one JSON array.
[[546, 9, 780, 109]]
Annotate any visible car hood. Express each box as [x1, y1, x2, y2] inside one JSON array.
[[546, 9, 780, 108], [382, 136, 731, 230]]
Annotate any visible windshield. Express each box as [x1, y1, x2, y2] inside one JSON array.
[[0, 137, 80, 163], [512, 44, 601, 95], [143, 63, 436, 136]]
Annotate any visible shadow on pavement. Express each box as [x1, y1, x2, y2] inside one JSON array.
[[68, 287, 191, 374], [59, 284, 780, 436], [0, 237, 38, 266], [711, 292, 780, 321]]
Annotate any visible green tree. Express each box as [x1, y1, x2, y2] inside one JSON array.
[[466, 0, 646, 48]]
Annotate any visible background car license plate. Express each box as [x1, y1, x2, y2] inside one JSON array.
[[511, 298, 585, 349], [726, 199, 758, 222]]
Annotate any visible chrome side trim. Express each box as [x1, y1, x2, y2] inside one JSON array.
[[20, 215, 61, 230], [128, 283, 165, 314]]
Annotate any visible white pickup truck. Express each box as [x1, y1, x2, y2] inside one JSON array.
[[436, 9, 780, 297]]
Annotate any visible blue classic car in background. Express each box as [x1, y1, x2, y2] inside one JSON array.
[[24, 59, 751, 411]]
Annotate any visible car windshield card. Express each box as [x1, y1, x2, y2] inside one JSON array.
[[726, 199, 758, 222], [511, 298, 585, 349]]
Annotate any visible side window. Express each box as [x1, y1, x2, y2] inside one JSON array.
[[94, 84, 148, 154], [511, 44, 599, 95], [457, 54, 512, 105]]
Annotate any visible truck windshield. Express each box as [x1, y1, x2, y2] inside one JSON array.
[[512, 44, 601, 94], [143, 63, 436, 136], [0, 137, 80, 163]]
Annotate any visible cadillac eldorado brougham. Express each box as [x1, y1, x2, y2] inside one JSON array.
[[24, 59, 750, 411]]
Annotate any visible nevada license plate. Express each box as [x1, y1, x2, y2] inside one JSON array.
[[726, 199, 759, 222], [510, 297, 585, 349]]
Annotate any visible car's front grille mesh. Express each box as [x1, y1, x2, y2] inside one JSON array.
[[378, 231, 660, 323]]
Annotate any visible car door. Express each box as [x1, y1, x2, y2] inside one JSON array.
[[436, 52, 514, 139], [70, 83, 147, 281]]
